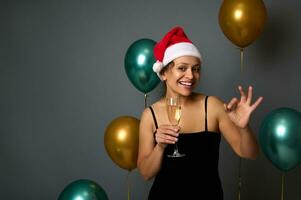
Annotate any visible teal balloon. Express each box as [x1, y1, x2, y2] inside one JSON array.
[[124, 38, 160, 93], [58, 179, 109, 200], [259, 107, 301, 171]]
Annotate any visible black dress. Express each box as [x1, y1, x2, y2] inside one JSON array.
[[148, 96, 223, 200]]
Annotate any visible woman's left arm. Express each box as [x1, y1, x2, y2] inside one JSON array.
[[216, 86, 263, 159]]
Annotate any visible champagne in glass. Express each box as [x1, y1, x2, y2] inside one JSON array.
[[166, 97, 185, 157], [167, 104, 181, 126]]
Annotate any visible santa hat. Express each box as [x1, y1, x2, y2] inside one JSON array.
[[153, 26, 202, 79]]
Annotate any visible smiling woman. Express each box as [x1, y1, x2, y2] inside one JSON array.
[[163, 56, 201, 97], [137, 26, 263, 199]]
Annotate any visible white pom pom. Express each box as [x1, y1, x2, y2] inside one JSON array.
[[152, 61, 164, 73]]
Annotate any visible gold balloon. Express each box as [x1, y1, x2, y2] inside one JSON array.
[[104, 116, 140, 171], [219, 0, 267, 48]]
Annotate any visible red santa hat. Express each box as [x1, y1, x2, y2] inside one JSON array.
[[153, 26, 202, 79]]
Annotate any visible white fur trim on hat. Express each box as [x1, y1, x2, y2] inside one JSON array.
[[152, 60, 164, 80], [152, 42, 202, 80], [162, 42, 202, 66]]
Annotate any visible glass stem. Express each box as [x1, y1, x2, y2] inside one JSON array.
[[174, 123, 180, 154], [174, 142, 179, 153]]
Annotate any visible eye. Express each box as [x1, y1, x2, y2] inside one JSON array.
[[192, 66, 200, 72], [177, 65, 187, 72]]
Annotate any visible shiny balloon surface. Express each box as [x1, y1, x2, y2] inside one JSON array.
[[58, 179, 109, 200], [219, 0, 267, 48], [259, 108, 301, 171], [104, 116, 139, 171], [124, 38, 159, 93]]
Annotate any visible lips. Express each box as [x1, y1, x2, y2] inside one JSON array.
[[178, 81, 194, 88]]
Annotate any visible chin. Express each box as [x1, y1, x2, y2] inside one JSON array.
[[179, 90, 193, 97]]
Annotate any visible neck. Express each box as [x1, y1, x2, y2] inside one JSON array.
[[164, 93, 192, 106]]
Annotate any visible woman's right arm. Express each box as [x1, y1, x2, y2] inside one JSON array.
[[137, 108, 179, 180]]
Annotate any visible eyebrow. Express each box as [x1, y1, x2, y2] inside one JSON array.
[[175, 62, 190, 65], [175, 62, 200, 66]]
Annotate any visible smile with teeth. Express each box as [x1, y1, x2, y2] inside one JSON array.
[[178, 81, 194, 88]]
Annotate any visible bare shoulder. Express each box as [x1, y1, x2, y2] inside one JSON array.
[[207, 96, 226, 117], [148, 98, 166, 114], [141, 99, 162, 116], [140, 105, 155, 124], [140, 106, 151, 120], [208, 95, 225, 106], [140, 99, 163, 130], [188, 92, 206, 103]]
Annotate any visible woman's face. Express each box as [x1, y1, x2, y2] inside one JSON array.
[[162, 56, 201, 97]]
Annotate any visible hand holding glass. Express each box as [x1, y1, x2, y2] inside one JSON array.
[[166, 97, 185, 157]]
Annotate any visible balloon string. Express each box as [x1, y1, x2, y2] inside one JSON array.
[[144, 93, 148, 108], [127, 171, 131, 200], [238, 157, 242, 200], [240, 48, 244, 73], [281, 172, 285, 200]]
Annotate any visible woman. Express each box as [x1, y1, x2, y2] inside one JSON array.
[[137, 26, 263, 199]]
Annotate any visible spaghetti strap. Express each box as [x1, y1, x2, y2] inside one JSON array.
[[149, 106, 158, 129], [205, 96, 209, 132]]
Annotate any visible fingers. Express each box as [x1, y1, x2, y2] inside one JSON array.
[[233, 85, 263, 112], [247, 86, 253, 104], [251, 96, 263, 111], [238, 85, 258, 105], [238, 85, 246, 101], [155, 125, 179, 145], [225, 97, 238, 111], [159, 124, 180, 133], [156, 133, 178, 144]]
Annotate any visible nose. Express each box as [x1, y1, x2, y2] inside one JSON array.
[[185, 69, 194, 79]]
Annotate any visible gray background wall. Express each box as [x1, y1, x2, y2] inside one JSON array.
[[1, 0, 301, 199]]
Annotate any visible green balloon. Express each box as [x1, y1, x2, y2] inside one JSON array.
[[124, 38, 160, 93], [58, 179, 109, 200], [259, 107, 301, 171]]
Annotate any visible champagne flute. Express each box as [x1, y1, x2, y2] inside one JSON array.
[[166, 97, 185, 157]]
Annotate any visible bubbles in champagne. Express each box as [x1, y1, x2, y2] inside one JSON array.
[[167, 105, 181, 125]]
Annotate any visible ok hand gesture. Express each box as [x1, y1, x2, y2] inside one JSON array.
[[224, 86, 263, 128]]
